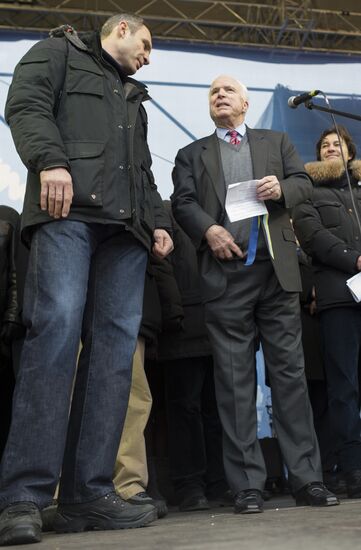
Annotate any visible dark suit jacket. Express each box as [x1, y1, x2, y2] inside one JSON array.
[[171, 127, 312, 301]]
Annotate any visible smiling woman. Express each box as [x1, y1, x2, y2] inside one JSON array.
[[293, 125, 361, 500]]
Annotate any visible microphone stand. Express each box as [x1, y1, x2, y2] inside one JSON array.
[[304, 100, 361, 123]]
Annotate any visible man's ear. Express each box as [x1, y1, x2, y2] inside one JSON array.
[[117, 20, 128, 38], [242, 100, 249, 113]]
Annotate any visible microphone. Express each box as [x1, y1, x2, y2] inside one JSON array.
[[287, 90, 321, 109]]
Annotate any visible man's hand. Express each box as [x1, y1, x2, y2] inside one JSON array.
[[40, 167, 73, 219], [152, 229, 174, 259], [357, 256, 361, 271], [257, 176, 282, 201], [205, 224, 244, 260]]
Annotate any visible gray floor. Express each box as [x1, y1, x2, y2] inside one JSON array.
[[11, 496, 361, 550]]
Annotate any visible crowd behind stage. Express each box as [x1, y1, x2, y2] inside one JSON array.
[[0, 10, 361, 548]]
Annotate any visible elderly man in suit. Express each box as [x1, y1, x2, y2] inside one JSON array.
[[171, 75, 339, 514]]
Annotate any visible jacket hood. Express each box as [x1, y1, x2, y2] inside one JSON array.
[[305, 159, 361, 184]]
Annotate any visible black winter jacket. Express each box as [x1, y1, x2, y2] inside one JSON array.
[[0, 206, 23, 358], [5, 30, 170, 249], [293, 159, 361, 311], [157, 202, 212, 361]]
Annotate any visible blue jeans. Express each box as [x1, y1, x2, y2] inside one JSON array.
[[319, 306, 361, 473], [0, 220, 148, 508]]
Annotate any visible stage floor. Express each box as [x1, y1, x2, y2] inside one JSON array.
[[27, 495, 361, 550]]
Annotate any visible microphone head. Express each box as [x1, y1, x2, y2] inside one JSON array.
[[287, 96, 297, 109]]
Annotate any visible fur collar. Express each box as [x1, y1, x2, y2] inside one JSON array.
[[305, 159, 361, 184]]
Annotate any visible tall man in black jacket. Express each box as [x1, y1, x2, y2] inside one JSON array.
[[172, 75, 338, 514], [0, 13, 173, 546]]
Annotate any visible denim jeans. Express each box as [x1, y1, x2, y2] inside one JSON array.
[[319, 306, 361, 473], [0, 220, 148, 508]]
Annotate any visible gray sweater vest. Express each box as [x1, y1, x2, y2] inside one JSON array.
[[218, 135, 267, 257]]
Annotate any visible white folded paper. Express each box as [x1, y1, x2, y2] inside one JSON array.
[[346, 271, 361, 302], [225, 179, 268, 222]]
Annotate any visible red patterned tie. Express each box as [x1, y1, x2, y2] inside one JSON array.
[[228, 130, 241, 145]]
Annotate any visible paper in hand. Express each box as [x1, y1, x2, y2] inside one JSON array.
[[346, 272, 361, 303], [225, 179, 268, 222]]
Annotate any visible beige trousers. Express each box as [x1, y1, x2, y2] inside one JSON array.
[[113, 337, 153, 499]]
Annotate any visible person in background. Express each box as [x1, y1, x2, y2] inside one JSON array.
[[293, 125, 361, 499], [158, 202, 230, 512], [0, 206, 23, 461]]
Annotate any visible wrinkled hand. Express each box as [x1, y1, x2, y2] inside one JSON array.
[[152, 229, 174, 259], [257, 176, 282, 201], [205, 224, 244, 260], [357, 256, 361, 271], [40, 167, 73, 219]]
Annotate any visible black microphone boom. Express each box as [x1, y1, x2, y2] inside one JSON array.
[[287, 90, 321, 109]]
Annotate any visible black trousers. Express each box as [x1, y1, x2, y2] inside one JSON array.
[[319, 306, 361, 473], [0, 355, 15, 461], [164, 356, 227, 500]]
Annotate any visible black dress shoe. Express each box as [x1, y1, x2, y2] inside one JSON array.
[[345, 469, 361, 498], [295, 482, 340, 507], [234, 490, 263, 514], [0, 502, 42, 546], [323, 471, 347, 495], [41, 504, 57, 532], [127, 492, 168, 518], [206, 489, 234, 508], [179, 495, 210, 512], [53, 492, 157, 533]]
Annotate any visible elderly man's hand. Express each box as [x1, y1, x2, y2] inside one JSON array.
[[257, 176, 282, 201], [152, 229, 174, 259], [40, 167, 73, 219], [205, 224, 244, 260]]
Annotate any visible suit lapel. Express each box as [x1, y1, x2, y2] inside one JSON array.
[[247, 127, 269, 180], [201, 132, 226, 206]]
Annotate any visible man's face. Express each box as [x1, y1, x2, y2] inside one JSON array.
[[319, 132, 351, 162], [209, 76, 249, 128], [112, 24, 152, 75]]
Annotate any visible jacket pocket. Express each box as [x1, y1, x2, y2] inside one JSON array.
[[65, 141, 105, 207], [282, 227, 297, 243], [314, 201, 341, 228], [66, 61, 104, 96]]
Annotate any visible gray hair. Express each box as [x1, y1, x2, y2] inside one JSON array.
[[101, 13, 145, 38], [208, 76, 249, 101]]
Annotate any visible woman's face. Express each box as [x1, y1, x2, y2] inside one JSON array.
[[319, 132, 351, 162]]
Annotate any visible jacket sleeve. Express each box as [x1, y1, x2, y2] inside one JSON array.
[[5, 39, 69, 174], [277, 133, 313, 210], [140, 107, 172, 233], [171, 147, 218, 249], [293, 201, 360, 274], [150, 183, 172, 233]]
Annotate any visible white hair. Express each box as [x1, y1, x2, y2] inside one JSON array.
[[208, 75, 249, 101]]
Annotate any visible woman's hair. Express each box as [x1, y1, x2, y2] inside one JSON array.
[[316, 125, 357, 161]]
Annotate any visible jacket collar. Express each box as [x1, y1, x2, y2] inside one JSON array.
[[305, 159, 361, 186], [79, 31, 150, 102]]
